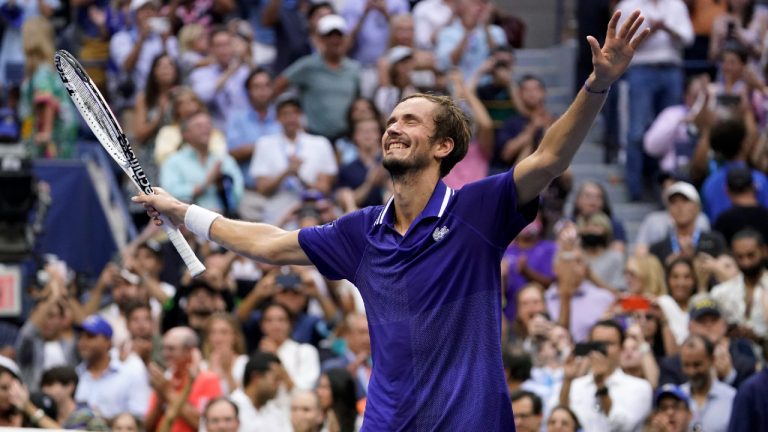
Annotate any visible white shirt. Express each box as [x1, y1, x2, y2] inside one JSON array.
[[711, 272, 768, 337], [230, 388, 292, 432], [42, 341, 67, 371], [201, 354, 249, 394], [276, 339, 320, 391], [249, 131, 338, 186], [412, 0, 454, 50], [559, 369, 652, 432], [657, 295, 690, 345], [616, 0, 694, 65]]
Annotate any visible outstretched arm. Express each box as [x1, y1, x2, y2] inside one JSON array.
[[132, 189, 311, 265], [514, 10, 649, 204]]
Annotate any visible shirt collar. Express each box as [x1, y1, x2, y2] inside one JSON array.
[[249, 105, 277, 122], [374, 180, 454, 227]]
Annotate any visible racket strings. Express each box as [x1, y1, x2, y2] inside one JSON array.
[[59, 62, 128, 166]]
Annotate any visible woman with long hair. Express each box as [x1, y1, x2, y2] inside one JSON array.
[[316, 368, 358, 432], [201, 313, 249, 394], [19, 17, 79, 158], [656, 257, 698, 345], [259, 303, 320, 391], [133, 54, 180, 144]]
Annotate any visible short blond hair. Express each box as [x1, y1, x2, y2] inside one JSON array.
[[178, 23, 207, 54], [627, 254, 667, 297]]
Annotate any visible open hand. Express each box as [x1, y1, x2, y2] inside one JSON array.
[[587, 10, 650, 91]]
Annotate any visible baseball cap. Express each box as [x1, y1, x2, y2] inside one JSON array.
[[664, 181, 700, 205], [0, 355, 20, 379], [654, 384, 690, 408], [387, 46, 413, 65], [130, 0, 159, 11], [689, 296, 721, 320], [726, 166, 754, 192], [78, 315, 113, 338], [317, 14, 346, 35]]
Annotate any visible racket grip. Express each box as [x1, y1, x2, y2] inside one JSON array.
[[161, 218, 206, 277]]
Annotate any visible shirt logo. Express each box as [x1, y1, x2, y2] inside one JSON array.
[[432, 226, 449, 242]]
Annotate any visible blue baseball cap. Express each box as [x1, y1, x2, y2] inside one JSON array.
[[78, 315, 113, 339], [654, 384, 690, 408]]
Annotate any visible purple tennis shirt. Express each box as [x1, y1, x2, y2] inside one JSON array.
[[298, 169, 536, 431]]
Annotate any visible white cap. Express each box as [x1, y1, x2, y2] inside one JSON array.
[[317, 15, 347, 35], [664, 181, 700, 205], [0, 355, 20, 379], [130, 0, 159, 11], [387, 46, 413, 65]]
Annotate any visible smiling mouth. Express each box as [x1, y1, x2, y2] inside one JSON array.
[[385, 141, 409, 151]]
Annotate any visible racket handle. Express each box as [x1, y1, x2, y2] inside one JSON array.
[[160, 217, 206, 277]]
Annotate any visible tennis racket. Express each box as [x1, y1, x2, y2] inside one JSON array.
[[54, 50, 206, 277]]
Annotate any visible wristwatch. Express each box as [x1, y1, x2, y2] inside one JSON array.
[[30, 407, 45, 424]]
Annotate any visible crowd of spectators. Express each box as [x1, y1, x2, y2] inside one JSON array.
[[1, 0, 768, 431]]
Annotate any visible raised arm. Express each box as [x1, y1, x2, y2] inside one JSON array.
[[514, 10, 649, 204], [132, 188, 311, 265]]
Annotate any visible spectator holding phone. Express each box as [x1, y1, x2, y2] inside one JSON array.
[[109, 0, 178, 102], [557, 320, 652, 432]]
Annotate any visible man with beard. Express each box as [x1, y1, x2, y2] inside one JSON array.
[[133, 11, 650, 430], [711, 229, 768, 343], [679, 335, 735, 432], [659, 297, 757, 389]]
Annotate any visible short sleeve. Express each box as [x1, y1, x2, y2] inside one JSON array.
[[457, 168, 538, 248], [282, 56, 311, 87], [298, 209, 371, 280]]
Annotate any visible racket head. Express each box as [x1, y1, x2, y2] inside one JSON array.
[[54, 50, 150, 194]]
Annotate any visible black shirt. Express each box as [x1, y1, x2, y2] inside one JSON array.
[[713, 204, 768, 246]]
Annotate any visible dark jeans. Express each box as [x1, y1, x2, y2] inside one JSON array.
[[625, 64, 684, 200]]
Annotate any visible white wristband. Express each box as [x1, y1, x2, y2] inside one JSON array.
[[184, 205, 220, 241]]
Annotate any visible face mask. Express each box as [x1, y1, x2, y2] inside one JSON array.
[[580, 233, 608, 248], [741, 262, 765, 279]]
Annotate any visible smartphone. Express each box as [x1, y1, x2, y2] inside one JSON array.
[[148, 17, 170, 35], [620, 295, 651, 312], [573, 341, 607, 357], [716, 94, 741, 108], [696, 236, 723, 257], [276, 273, 302, 290]]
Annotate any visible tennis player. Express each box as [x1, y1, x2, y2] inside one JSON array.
[[134, 11, 648, 431]]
